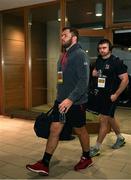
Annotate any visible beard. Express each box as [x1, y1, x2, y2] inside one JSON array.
[[100, 51, 111, 58], [62, 38, 72, 49]]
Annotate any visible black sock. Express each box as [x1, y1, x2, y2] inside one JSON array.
[[82, 151, 90, 158], [42, 152, 52, 167]]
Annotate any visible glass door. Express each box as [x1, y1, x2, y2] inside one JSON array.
[[78, 29, 107, 64], [113, 29, 131, 107], [30, 2, 60, 111]]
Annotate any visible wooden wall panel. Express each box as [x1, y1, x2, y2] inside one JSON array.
[[4, 65, 24, 90], [3, 13, 25, 111], [0, 15, 3, 114], [4, 40, 24, 63]]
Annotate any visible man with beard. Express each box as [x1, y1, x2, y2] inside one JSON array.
[[26, 27, 93, 175], [89, 39, 129, 157]]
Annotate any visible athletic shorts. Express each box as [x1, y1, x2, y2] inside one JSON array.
[[51, 100, 87, 128], [96, 93, 118, 118], [86, 90, 118, 118]]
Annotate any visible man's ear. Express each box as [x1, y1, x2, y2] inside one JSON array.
[[72, 35, 77, 42]]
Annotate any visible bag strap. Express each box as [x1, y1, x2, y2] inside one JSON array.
[[46, 106, 54, 115]]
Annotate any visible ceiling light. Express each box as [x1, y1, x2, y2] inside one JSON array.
[[128, 47, 131, 51], [58, 9, 68, 22], [58, 9, 61, 21], [86, 11, 93, 15], [95, 3, 103, 17], [114, 29, 131, 33]]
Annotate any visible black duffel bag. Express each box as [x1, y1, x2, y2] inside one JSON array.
[[34, 107, 74, 141]]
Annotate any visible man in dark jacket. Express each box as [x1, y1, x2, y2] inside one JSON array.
[[26, 27, 93, 175]]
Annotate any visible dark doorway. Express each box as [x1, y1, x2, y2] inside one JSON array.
[[113, 30, 131, 107]]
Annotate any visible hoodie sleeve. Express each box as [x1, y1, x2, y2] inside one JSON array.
[[68, 51, 90, 102]]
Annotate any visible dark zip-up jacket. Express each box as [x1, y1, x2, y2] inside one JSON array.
[[57, 43, 90, 105]]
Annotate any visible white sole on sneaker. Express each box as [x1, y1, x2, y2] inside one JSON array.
[[88, 162, 94, 168], [26, 166, 48, 175]]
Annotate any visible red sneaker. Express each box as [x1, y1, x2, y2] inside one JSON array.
[[26, 160, 49, 175], [74, 157, 93, 171]]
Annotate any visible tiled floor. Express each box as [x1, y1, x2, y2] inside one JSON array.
[[0, 107, 131, 179]]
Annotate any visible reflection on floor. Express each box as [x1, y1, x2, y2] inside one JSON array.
[[0, 107, 131, 179]]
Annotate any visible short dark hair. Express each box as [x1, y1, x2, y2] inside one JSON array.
[[62, 27, 79, 41], [97, 38, 113, 51]]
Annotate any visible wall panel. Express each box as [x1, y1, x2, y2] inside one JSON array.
[[3, 13, 25, 111]]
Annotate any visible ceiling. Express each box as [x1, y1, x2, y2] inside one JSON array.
[[0, 0, 52, 11], [1, 0, 131, 29]]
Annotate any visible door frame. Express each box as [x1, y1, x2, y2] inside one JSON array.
[[78, 28, 113, 42]]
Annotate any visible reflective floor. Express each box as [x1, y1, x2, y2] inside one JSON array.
[[0, 107, 131, 179]]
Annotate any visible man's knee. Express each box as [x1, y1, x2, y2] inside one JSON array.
[[50, 122, 63, 137], [99, 115, 111, 132], [99, 115, 109, 123], [74, 126, 87, 136]]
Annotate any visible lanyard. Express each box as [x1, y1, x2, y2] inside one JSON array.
[[60, 52, 68, 70]]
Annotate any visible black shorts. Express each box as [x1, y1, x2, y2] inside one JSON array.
[[87, 91, 118, 118], [51, 100, 87, 128], [96, 93, 117, 117]]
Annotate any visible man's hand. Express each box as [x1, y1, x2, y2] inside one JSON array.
[[92, 69, 98, 77], [59, 98, 73, 113], [111, 73, 129, 102], [110, 94, 118, 102]]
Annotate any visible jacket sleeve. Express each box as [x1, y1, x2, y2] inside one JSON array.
[[68, 51, 90, 102]]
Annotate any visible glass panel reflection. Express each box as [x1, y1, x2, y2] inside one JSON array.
[[30, 2, 60, 110], [66, 0, 105, 29], [79, 36, 103, 63], [113, 0, 131, 23]]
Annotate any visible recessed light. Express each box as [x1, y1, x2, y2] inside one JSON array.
[[86, 11, 93, 15]]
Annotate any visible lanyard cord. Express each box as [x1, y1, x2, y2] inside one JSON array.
[[60, 52, 68, 70]]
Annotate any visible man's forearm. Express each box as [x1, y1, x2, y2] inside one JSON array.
[[115, 79, 129, 97]]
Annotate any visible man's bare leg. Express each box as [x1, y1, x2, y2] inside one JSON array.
[[108, 117, 120, 135], [90, 115, 109, 157], [96, 115, 109, 144], [74, 126, 90, 152], [45, 122, 64, 154], [108, 117, 125, 149]]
